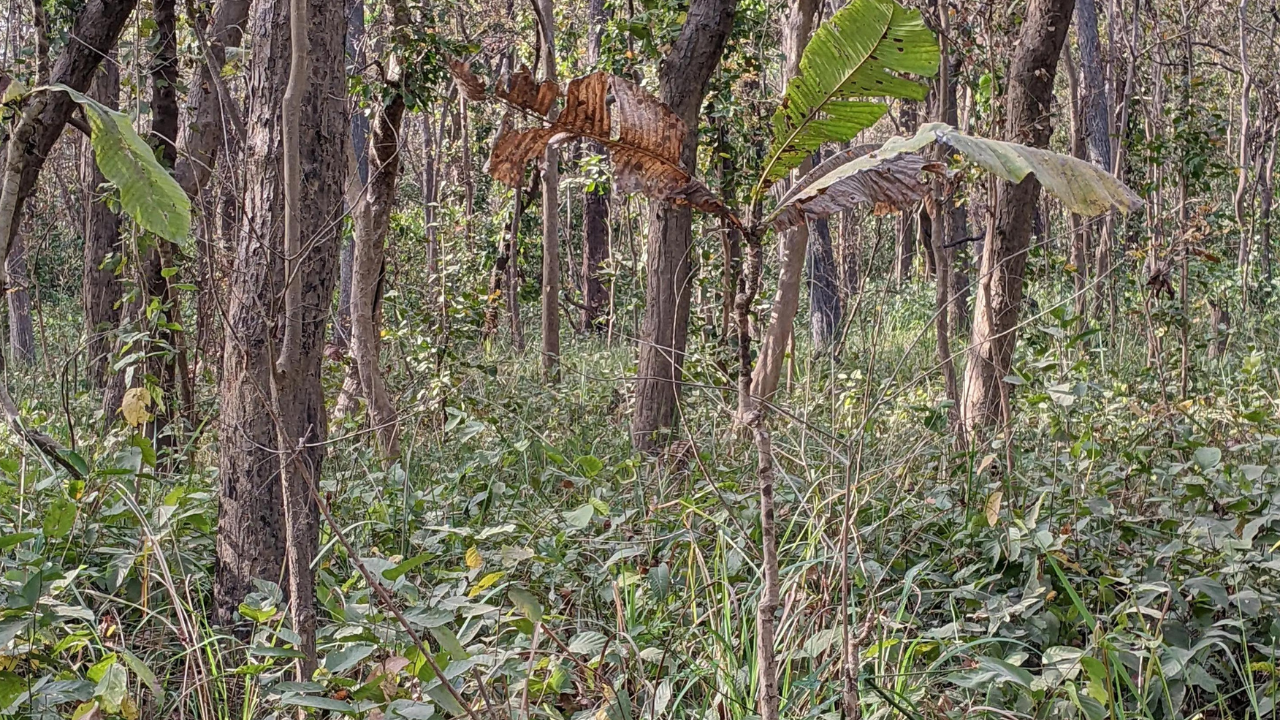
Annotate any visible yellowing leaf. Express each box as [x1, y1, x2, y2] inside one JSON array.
[[985, 491, 1003, 528], [465, 546, 483, 570], [468, 571, 505, 597], [2, 78, 29, 104], [121, 387, 153, 427]]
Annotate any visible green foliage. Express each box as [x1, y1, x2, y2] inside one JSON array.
[[757, 0, 939, 193], [46, 84, 191, 248]]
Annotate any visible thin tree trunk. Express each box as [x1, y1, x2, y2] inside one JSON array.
[[82, 62, 122, 388], [335, 0, 369, 352], [539, 0, 561, 382], [630, 0, 736, 450], [961, 0, 1075, 432], [1063, 46, 1090, 319], [744, 0, 818, 412]]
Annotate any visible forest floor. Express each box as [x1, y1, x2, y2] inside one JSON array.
[[4, 275, 1280, 719]]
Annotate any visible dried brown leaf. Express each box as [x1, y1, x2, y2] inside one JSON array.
[[497, 66, 560, 116], [448, 60, 488, 102]]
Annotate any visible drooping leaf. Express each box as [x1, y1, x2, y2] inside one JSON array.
[[758, 0, 939, 193], [768, 122, 1143, 230], [45, 85, 191, 247], [769, 145, 938, 231], [121, 387, 153, 428], [478, 71, 739, 226]]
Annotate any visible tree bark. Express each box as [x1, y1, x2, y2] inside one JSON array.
[[335, 0, 369, 351], [538, 0, 562, 383], [6, 234, 34, 364], [961, 0, 1075, 432], [347, 92, 406, 462], [806, 215, 840, 353], [213, 0, 346, 640], [581, 0, 610, 332], [174, 0, 250, 199], [630, 0, 736, 450], [82, 62, 123, 388]]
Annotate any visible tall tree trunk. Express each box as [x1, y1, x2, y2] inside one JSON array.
[[539, 0, 562, 383], [742, 0, 818, 413], [335, 0, 369, 351], [893, 210, 915, 285], [82, 62, 123, 388], [213, 0, 346, 640], [961, 0, 1075, 432], [630, 0, 736, 449], [581, 0, 610, 332], [348, 91, 406, 462]]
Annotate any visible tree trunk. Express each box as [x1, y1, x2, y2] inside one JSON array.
[[335, 0, 369, 351], [82, 62, 122, 388], [961, 0, 1074, 432], [743, 0, 818, 411], [213, 0, 346, 633], [6, 234, 34, 364], [581, 0, 610, 332], [174, 0, 251, 199], [348, 92, 406, 462], [1063, 46, 1090, 319], [539, 0, 562, 383], [894, 210, 915, 285], [630, 0, 736, 450], [806, 215, 840, 353]]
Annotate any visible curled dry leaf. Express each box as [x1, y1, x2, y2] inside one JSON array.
[[447, 59, 488, 102], [497, 66, 560, 116], [482, 71, 740, 227], [769, 146, 937, 232], [768, 122, 1144, 232]]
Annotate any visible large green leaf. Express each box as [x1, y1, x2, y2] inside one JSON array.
[[46, 84, 191, 247], [767, 122, 1144, 230], [757, 0, 939, 194]]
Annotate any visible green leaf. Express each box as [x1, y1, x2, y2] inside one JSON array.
[[279, 693, 357, 713], [1194, 446, 1222, 469], [383, 552, 432, 581], [575, 455, 604, 478], [0, 531, 36, 550], [93, 664, 128, 713], [120, 649, 162, 702], [45, 84, 191, 248], [758, 0, 939, 192], [428, 627, 469, 662], [564, 503, 594, 529], [323, 643, 376, 674], [60, 449, 90, 477], [508, 586, 544, 622], [43, 498, 77, 538]]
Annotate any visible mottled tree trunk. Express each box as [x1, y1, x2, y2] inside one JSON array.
[[961, 0, 1074, 431], [894, 210, 916, 285], [82, 63, 122, 387], [213, 0, 347, 627], [335, 0, 368, 352], [630, 0, 736, 449]]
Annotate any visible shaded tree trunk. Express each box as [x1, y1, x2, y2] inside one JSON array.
[[581, 0, 610, 332], [82, 62, 122, 388], [894, 210, 916, 285], [213, 0, 347, 629], [335, 0, 369, 351], [961, 0, 1075, 431], [806, 215, 840, 353], [630, 0, 736, 449]]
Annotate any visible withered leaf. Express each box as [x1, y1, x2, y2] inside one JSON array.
[[770, 148, 936, 232], [496, 66, 560, 117], [447, 60, 488, 102], [484, 71, 740, 227]]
